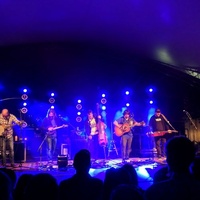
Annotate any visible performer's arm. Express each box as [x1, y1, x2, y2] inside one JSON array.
[[11, 114, 21, 125], [113, 120, 121, 128]]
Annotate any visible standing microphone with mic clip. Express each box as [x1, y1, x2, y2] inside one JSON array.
[[183, 109, 197, 130]]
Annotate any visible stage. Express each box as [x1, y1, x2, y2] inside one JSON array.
[[1, 157, 167, 190]]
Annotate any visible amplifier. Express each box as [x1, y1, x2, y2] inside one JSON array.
[[14, 142, 26, 163]]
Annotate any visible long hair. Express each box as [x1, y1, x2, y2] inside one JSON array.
[[46, 108, 57, 118]]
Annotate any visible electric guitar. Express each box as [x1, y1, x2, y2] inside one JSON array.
[[47, 124, 68, 135], [0, 120, 27, 136], [114, 121, 145, 137], [146, 130, 178, 137]]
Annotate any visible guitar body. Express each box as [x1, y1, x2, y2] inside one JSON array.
[[114, 123, 131, 137], [147, 130, 178, 137]]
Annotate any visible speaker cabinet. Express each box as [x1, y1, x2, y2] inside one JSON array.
[[14, 142, 26, 162]]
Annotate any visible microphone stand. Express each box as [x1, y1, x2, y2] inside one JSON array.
[[161, 114, 176, 130], [183, 110, 197, 130]]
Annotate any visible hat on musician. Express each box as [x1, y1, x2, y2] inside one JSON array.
[[155, 108, 161, 113]]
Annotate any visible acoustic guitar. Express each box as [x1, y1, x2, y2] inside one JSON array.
[[114, 121, 145, 137], [146, 130, 178, 137]]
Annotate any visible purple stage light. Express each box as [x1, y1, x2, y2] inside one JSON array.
[[149, 88, 153, 92]]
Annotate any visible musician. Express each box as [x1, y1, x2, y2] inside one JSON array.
[[42, 108, 63, 163], [149, 108, 171, 159], [0, 109, 22, 167], [113, 109, 144, 162], [85, 110, 104, 161]]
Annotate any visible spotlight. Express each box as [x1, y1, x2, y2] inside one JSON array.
[[126, 103, 130, 107], [102, 106, 106, 110], [77, 112, 81, 115], [23, 102, 27, 106], [51, 93, 55, 97], [49, 98, 55, 104], [21, 94, 28, 100], [149, 100, 153, 104], [51, 105, 54, 109], [149, 88, 153, 92], [101, 98, 107, 104], [102, 94, 106, 97], [21, 107, 28, 114], [23, 89, 27, 93], [125, 91, 129, 95], [77, 99, 81, 103], [76, 104, 82, 110], [76, 116, 82, 122]]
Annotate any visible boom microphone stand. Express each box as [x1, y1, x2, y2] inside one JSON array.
[[37, 134, 48, 169], [161, 114, 176, 130]]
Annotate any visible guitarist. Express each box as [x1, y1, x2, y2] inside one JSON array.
[[149, 108, 172, 159], [113, 109, 144, 162], [0, 109, 23, 168], [42, 108, 64, 163]]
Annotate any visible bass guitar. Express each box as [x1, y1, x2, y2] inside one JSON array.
[[146, 130, 178, 137], [114, 121, 145, 137], [47, 124, 68, 135]]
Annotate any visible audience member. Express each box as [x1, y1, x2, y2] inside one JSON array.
[[24, 173, 58, 200], [59, 149, 103, 200], [144, 136, 200, 200], [14, 174, 33, 200], [0, 170, 13, 200]]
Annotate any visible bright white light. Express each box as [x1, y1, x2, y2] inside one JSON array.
[[51, 93, 55, 97], [77, 112, 81, 115], [77, 99, 81, 103], [23, 102, 27, 106], [126, 103, 130, 107], [102, 106, 106, 110], [102, 94, 106, 97], [149, 88, 153, 92], [23, 89, 27, 93], [51, 105, 54, 109], [125, 91, 129, 95], [149, 100, 153, 104]]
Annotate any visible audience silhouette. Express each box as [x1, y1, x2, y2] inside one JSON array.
[[144, 136, 200, 200], [59, 149, 103, 200]]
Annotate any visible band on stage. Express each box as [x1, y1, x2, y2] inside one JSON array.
[[0, 106, 178, 167]]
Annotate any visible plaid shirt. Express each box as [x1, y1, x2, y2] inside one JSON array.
[[0, 114, 20, 139]]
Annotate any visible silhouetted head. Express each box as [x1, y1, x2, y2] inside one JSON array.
[[166, 136, 195, 173], [73, 149, 91, 174]]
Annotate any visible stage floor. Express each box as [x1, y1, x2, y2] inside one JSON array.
[[1, 157, 167, 190]]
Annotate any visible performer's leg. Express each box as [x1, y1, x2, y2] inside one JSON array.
[[127, 135, 133, 159], [155, 137, 162, 158], [7, 137, 14, 165], [46, 137, 52, 161], [52, 137, 57, 159], [161, 137, 167, 157], [121, 135, 127, 160], [2, 137, 6, 165]]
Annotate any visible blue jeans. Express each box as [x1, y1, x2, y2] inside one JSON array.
[[46, 136, 57, 161], [1, 136, 14, 165], [121, 134, 133, 159]]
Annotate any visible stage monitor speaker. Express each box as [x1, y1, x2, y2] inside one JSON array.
[[14, 142, 25, 162], [57, 155, 68, 169]]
